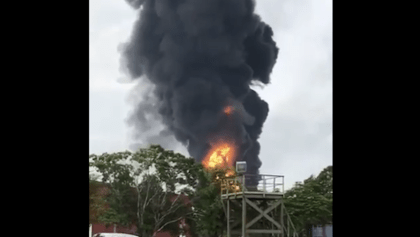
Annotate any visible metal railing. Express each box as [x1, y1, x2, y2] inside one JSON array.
[[220, 174, 299, 237], [221, 174, 284, 196]]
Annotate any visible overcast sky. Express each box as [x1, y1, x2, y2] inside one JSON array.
[[89, 0, 332, 191]]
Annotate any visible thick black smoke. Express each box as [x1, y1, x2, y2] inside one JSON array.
[[120, 0, 278, 182]]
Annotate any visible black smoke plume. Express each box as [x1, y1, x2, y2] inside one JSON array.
[[120, 0, 278, 183]]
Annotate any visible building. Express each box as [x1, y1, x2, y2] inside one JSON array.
[[311, 225, 333, 237]]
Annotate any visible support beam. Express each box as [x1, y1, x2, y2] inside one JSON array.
[[227, 199, 230, 237], [247, 229, 282, 234], [242, 191, 246, 237], [221, 174, 291, 237], [280, 201, 284, 237], [221, 199, 227, 215], [246, 199, 281, 229], [245, 198, 282, 230], [226, 193, 283, 199], [227, 199, 241, 230]]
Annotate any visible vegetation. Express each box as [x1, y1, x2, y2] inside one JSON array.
[[89, 145, 219, 237], [283, 166, 333, 237], [89, 145, 332, 237]]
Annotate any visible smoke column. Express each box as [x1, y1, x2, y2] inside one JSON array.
[[120, 0, 278, 182]]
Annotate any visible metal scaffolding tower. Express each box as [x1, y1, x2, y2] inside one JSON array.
[[221, 174, 297, 237]]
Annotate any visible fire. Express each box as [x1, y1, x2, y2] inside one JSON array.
[[224, 106, 233, 115], [226, 169, 235, 177], [202, 142, 236, 169]]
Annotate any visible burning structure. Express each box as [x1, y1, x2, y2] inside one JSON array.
[[120, 0, 279, 183]]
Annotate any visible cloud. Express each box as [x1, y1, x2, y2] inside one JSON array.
[[252, 0, 332, 188]]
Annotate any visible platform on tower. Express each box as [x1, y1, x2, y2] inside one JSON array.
[[220, 174, 298, 237], [221, 174, 285, 199]]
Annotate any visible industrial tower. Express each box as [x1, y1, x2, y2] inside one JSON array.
[[220, 162, 297, 237]]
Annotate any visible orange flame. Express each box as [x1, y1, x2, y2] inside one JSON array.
[[226, 169, 235, 177], [202, 142, 236, 169], [224, 106, 233, 115]]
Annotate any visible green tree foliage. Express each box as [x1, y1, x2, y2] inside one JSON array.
[[189, 166, 236, 237], [89, 151, 137, 226], [89, 145, 203, 237], [315, 166, 333, 199], [283, 166, 333, 237], [89, 174, 108, 224], [89, 145, 244, 237], [98, 207, 130, 227]]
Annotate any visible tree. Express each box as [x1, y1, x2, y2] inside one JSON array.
[[89, 151, 137, 227], [283, 166, 333, 237], [89, 174, 108, 224], [89, 145, 203, 237], [316, 166, 333, 199], [189, 166, 237, 237], [130, 145, 204, 237]]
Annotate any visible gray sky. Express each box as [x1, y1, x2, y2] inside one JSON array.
[[89, 0, 332, 191]]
